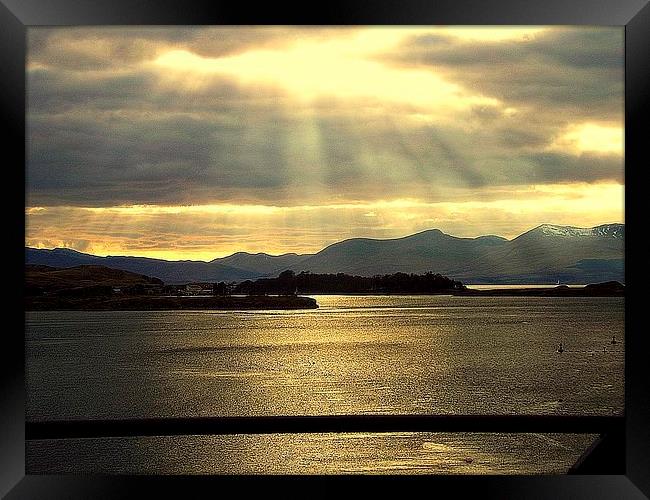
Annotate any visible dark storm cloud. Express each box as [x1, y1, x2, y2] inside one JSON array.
[[400, 29, 622, 69], [497, 127, 550, 149], [526, 152, 624, 184], [386, 28, 623, 122], [27, 106, 296, 205], [28, 27, 347, 71], [27, 68, 159, 112]]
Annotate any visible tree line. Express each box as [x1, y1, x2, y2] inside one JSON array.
[[219, 270, 466, 295]]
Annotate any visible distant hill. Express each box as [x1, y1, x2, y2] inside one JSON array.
[[25, 223, 624, 284], [292, 229, 508, 276], [24, 249, 261, 284], [213, 252, 312, 275], [448, 224, 624, 283], [25, 264, 163, 294]]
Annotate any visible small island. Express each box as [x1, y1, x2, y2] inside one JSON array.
[[457, 281, 625, 297], [229, 270, 623, 297]]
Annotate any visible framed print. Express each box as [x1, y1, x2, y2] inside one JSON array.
[[2, 0, 649, 497]]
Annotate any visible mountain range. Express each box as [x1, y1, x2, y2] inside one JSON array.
[[25, 223, 624, 285]]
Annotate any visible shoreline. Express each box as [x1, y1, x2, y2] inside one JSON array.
[[453, 288, 624, 297], [25, 295, 319, 311], [300, 284, 624, 297], [25, 282, 624, 311]]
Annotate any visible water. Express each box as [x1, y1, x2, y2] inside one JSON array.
[[26, 432, 597, 475], [26, 295, 624, 474], [467, 284, 586, 290]]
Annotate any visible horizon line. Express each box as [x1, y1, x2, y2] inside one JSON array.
[[24, 221, 625, 264]]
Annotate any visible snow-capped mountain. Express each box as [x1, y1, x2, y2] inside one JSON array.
[[535, 223, 624, 239]]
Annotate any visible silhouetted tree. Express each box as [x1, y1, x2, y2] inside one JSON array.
[[232, 270, 465, 295]]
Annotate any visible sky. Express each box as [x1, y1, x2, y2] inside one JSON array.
[[26, 26, 624, 261]]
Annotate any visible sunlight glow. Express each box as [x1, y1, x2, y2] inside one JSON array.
[[26, 26, 623, 262], [551, 123, 624, 156], [26, 183, 623, 261], [152, 30, 501, 115], [429, 26, 548, 42]]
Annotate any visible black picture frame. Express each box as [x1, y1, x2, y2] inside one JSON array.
[[2, 0, 648, 497]]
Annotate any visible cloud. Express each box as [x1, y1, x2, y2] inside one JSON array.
[[525, 152, 623, 184], [28, 27, 348, 71], [26, 182, 624, 260], [387, 27, 623, 121], [25, 27, 624, 256]]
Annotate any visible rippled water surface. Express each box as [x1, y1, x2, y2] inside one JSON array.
[[26, 295, 624, 473]]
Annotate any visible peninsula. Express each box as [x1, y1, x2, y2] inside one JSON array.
[[25, 265, 318, 311]]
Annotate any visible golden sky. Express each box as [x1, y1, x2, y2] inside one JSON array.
[[26, 26, 624, 260]]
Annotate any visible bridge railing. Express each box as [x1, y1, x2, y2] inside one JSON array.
[[26, 413, 625, 474]]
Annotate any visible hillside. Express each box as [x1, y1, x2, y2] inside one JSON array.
[[25, 264, 163, 296], [292, 229, 507, 276], [25, 248, 259, 284], [451, 224, 624, 283], [26, 264, 162, 288], [213, 252, 311, 275], [26, 223, 625, 284]]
